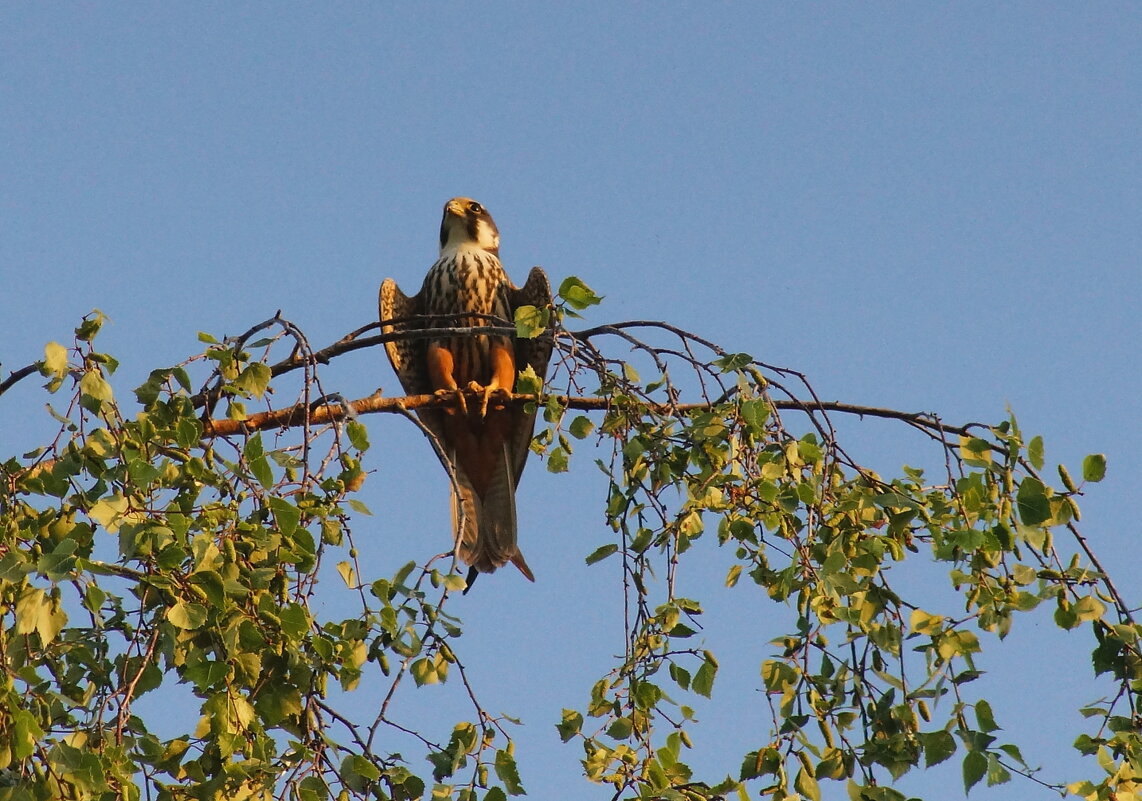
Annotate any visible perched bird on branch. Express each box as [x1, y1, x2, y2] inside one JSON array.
[[379, 198, 553, 587]]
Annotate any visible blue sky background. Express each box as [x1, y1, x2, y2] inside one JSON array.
[[2, 5, 1139, 800]]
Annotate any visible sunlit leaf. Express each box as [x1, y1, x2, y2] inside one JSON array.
[[692, 659, 716, 698], [557, 276, 602, 310], [79, 369, 113, 403], [494, 750, 526, 795], [1027, 435, 1045, 470], [235, 362, 271, 398], [556, 709, 583, 742], [337, 561, 357, 588], [42, 341, 69, 379], [345, 420, 370, 451], [514, 304, 550, 338], [167, 600, 207, 630], [1082, 453, 1107, 483]]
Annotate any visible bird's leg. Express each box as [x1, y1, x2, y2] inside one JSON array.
[[426, 342, 468, 415], [477, 341, 517, 418]]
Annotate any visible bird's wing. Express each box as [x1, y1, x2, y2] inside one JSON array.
[[379, 278, 429, 397], [506, 267, 555, 485], [380, 277, 453, 459]]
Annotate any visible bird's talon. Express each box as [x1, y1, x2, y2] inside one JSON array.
[[435, 387, 467, 415], [479, 384, 493, 418]]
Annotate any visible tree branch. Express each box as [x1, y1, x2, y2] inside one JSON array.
[[0, 361, 43, 397], [202, 389, 987, 441]]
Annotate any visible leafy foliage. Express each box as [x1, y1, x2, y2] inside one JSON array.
[[0, 286, 1137, 800]]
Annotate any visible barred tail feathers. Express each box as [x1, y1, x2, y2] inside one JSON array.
[[450, 443, 533, 581]]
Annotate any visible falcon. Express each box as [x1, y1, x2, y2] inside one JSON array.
[[379, 198, 553, 586]]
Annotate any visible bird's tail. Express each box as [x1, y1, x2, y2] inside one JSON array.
[[451, 441, 534, 582]]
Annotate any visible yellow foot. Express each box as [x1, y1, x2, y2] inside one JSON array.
[[434, 387, 468, 416], [464, 381, 511, 418]]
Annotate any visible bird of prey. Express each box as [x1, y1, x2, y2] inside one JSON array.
[[379, 198, 553, 586]]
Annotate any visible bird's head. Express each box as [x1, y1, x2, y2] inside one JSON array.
[[439, 197, 500, 256]]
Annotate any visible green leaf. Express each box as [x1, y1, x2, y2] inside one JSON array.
[[235, 362, 271, 398], [516, 364, 543, 395], [42, 341, 70, 378], [714, 352, 753, 372], [986, 753, 1012, 787], [740, 399, 770, 434], [75, 311, 107, 342], [172, 366, 191, 391], [11, 709, 45, 759], [909, 609, 945, 635], [337, 561, 357, 588], [176, 417, 203, 448], [795, 767, 821, 801], [692, 659, 717, 698], [1054, 600, 1079, 630], [37, 538, 78, 580], [1073, 595, 1106, 623], [410, 656, 443, 686], [245, 433, 273, 488], [167, 600, 207, 630], [268, 496, 300, 536], [959, 436, 992, 466], [962, 750, 987, 793], [347, 420, 370, 451], [188, 570, 225, 606], [922, 730, 957, 767], [280, 603, 310, 640], [443, 572, 468, 592], [568, 415, 595, 439], [494, 749, 526, 795], [556, 709, 583, 742], [79, 368, 113, 403], [89, 494, 130, 534], [607, 717, 633, 740], [342, 495, 370, 516], [1082, 453, 1107, 483], [725, 563, 742, 587], [16, 587, 67, 643], [1027, 435, 1045, 470], [557, 276, 602, 310], [585, 543, 618, 565], [13, 585, 46, 635], [514, 304, 550, 338], [547, 446, 569, 473], [1015, 476, 1050, 526], [341, 754, 382, 791], [975, 699, 998, 732]]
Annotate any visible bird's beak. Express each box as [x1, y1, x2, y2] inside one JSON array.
[[445, 199, 466, 218]]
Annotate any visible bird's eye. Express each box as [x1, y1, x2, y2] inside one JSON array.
[[469, 202, 484, 214]]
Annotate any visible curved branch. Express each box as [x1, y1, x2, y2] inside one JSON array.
[[0, 361, 43, 398], [201, 390, 989, 441]]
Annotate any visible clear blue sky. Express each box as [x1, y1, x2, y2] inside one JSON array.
[[2, 5, 1139, 800]]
